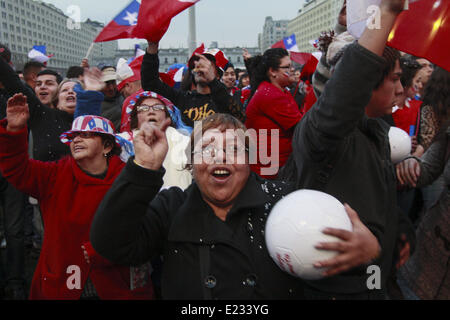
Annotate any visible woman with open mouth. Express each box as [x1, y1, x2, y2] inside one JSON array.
[[90, 113, 379, 299], [0, 94, 154, 300]]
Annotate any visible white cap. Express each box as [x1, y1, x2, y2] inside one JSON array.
[[116, 58, 134, 87]]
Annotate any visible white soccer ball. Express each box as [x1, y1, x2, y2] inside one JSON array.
[[265, 189, 353, 280], [389, 127, 411, 164]]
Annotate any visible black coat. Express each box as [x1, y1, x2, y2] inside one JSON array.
[[0, 57, 72, 162], [91, 160, 305, 299], [141, 53, 245, 127], [281, 43, 415, 296]]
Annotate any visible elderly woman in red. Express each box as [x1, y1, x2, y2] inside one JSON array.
[[0, 93, 153, 300], [245, 48, 302, 179]]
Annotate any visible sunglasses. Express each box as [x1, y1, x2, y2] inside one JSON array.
[[136, 104, 166, 113]]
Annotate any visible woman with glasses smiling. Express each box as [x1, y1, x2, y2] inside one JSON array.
[[245, 48, 303, 180], [119, 91, 192, 190]]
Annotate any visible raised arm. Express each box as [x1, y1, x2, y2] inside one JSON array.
[[74, 68, 105, 118], [294, 0, 405, 162], [0, 94, 57, 200], [141, 42, 188, 106], [91, 120, 176, 266]]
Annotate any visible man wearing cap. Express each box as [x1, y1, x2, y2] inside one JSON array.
[[100, 66, 124, 131], [142, 42, 245, 128]]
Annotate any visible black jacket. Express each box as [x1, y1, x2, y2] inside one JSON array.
[[91, 160, 304, 300], [0, 57, 72, 162], [141, 53, 245, 127], [280, 43, 415, 296]]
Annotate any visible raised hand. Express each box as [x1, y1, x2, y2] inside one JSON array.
[[338, 0, 347, 26], [81, 58, 90, 69], [242, 48, 252, 61], [84, 68, 106, 92], [147, 41, 159, 54], [193, 54, 217, 83], [380, 0, 407, 14], [133, 118, 171, 171], [6, 93, 30, 132], [314, 204, 381, 277]]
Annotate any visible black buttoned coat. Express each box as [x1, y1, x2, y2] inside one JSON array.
[[91, 160, 305, 299]]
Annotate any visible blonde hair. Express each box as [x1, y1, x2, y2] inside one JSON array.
[[54, 78, 82, 108]]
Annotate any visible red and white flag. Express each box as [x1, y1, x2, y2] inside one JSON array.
[[388, 0, 450, 72], [134, 0, 200, 42]]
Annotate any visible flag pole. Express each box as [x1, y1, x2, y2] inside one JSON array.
[[85, 42, 95, 60], [188, 6, 197, 55]]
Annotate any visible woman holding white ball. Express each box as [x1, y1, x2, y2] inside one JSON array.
[[90, 114, 378, 299]]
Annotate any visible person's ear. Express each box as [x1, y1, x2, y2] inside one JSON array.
[[103, 139, 114, 156]]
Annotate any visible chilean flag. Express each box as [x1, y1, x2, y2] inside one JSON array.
[[387, 0, 450, 72], [134, 0, 200, 42], [95, 0, 200, 43], [271, 34, 299, 52], [95, 0, 140, 43]]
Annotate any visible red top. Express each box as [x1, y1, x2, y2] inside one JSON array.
[[301, 81, 317, 115], [0, 120, 153, 300], [392, 99, 422, 135], [245, 81, 302, 179]]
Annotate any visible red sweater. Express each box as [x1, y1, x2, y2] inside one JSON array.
[[0, 120, 153, 300], [245, 81, 302, 179]]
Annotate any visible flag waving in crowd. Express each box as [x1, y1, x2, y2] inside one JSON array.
[[94, 0, 140, 42], [95, 0, 200, 43], [387, 0, 450, 72]]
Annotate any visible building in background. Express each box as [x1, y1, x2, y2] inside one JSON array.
[[116, 43, 260, 73], [288, 0, 343, 53], [0, 0, 117, 74], [258, 16, 290, 52]]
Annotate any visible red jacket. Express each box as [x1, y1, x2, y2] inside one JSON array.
[[0, 120, 153, 300], [245, 81, 302, 179]]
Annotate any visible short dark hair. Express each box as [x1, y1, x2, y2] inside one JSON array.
[[374, 46, 401, 89], [37, 69, 63, 84], [0, 43, 11, 63], [24, 61, 46, 78], [100, 134, 121, 158], [66, 66, 84, 79], [399, 57, 421, 88], [184, 113, 250, 170]]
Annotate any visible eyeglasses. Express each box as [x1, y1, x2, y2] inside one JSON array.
[[194, 144, 248, 160], [136, 104, 166, 113], [278, 65, 292, 70], [72, 132, 97, 139]]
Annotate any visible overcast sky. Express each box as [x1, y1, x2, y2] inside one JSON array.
[[43, 0, 305, 49]]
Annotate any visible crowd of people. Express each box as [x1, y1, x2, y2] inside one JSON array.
[[0, 0, 448, 300]]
